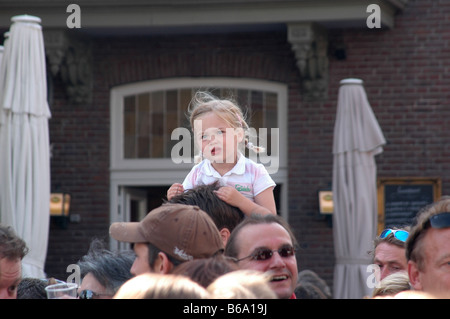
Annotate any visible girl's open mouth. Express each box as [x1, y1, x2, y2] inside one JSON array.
[[210, 146, 221, 156]]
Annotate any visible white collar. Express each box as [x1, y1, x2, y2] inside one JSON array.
[[203, 153, 246, 177]]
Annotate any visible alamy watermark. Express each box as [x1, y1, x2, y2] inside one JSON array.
[[171, 124, 280, 174], [366, 264, 382, 289], [66, 4, 81, 29], [367, 4, 381, 29], [66, 264, 81, 286]]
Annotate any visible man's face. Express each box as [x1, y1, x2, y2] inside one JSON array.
[[130, 243, 152, 276], [374, 242, 407, 280], [408, 227, 450, 297], [235, 223, 298, 299], [78, 272, 114, 299], [0, 257, 22, 299]]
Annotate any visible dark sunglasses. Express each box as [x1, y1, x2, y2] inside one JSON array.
[[236, 245, 295, 262], [380, 229, 409, 242], [429, 212, 450, 229], [78, 289, 114, 299]]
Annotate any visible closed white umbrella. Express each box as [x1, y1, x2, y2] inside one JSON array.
[[332, 79, 386, 298], [0, 15, 51, 278]]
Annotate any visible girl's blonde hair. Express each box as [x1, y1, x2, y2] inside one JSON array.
[[188, 91, 264, 162], [371, 272, 411, 298], [207, 269, 277, 299], [113, 273, 210, 299]]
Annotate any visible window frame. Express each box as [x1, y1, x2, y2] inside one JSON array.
[[110, 77, 288, 219]]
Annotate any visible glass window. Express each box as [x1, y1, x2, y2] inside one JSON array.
[[122, 88, 279, 159]]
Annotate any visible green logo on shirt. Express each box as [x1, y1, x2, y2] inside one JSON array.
[[235, 184, 251, 192]]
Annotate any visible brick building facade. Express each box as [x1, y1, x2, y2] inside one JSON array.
[[1, 0, 449, 292]]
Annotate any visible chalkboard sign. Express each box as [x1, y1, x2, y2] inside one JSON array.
[[377, 177, 441, 234]]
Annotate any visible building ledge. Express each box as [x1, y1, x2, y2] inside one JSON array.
[[0, 0, 407, 31]]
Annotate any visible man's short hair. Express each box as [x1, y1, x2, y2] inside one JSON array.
[[0, 224, 28, 260], [370, 226, 410, 259], [224, 214, 298, 259], [406, 197, 450, 270], [77, 239, 135, 294]]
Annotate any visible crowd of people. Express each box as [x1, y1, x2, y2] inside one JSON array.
[[369, 197, 450, 299], [2, 190, 449, 300], [1, 92, 449, 299], [0, 197, 330, 300]]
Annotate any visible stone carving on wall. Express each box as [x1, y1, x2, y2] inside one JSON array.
[[44, 30, 92, 104], [288, 23, 329, 101]]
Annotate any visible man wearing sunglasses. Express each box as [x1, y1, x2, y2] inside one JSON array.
[[406, 198, 450, 298], [76, 239, 135, 299], [372, 227, 409, 281], [224, 214, 298, 299]]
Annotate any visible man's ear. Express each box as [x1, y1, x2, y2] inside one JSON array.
[[219, 228, 231, 247], [155, 252, 174, 274], [408, 260, 422, 291]]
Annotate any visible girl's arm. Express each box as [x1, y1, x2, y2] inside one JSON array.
[[214, 186, 276, 216], [253, 187, 277, 215]]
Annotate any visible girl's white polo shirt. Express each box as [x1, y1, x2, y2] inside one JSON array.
[[182, 154, 275, 201]]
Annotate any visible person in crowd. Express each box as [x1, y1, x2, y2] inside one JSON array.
[[167, 91, 277, 216], [224, 214, 298, 299], [294, 281, 329, 299], [113, 273, 210, 299], [373, 290, 435, 299], [406, 197, 450, 298], [207, 269, 277, 299], [167, 181, 244, 245], [294, 269, 332, 299], [371, 271, 411, 298], [0, 224, 28, 299], [17, 278, 48, 299], [17, 277, 60, 299], [371, 226, 410, 281], [76, 238, 135, 299], [171, 254, 238, 288], [109, 203, 224, 276]]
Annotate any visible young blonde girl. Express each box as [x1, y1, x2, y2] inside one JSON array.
[[167, 91, 276, 216]]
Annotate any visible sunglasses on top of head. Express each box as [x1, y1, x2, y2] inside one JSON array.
[[429, 212, 450, 229], [379, 229, 409, 242]]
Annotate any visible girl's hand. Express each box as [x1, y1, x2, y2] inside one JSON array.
[[215, 186, 276, 216], [167, 183, 184, 200], [214, 186, 242, 207]]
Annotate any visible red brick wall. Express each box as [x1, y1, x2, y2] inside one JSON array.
[[47, 66, 111, 280], [327, 0, 450, 180], [46, 0, 450, 291]]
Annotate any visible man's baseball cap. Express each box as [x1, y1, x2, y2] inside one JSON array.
[[109, 203, 224, 262]]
